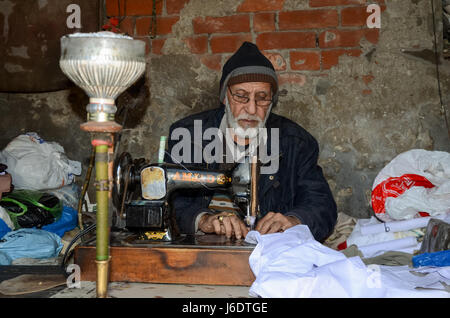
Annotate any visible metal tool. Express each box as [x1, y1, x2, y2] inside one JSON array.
[[245, 155, 259, 230]]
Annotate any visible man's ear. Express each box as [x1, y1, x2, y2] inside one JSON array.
[[222, 93, 228, 106]]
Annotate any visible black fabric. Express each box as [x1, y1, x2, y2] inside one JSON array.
[[219, 42, 276, 92], [165, 106, 337, 243]]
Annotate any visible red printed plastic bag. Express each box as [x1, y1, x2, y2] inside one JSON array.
[[371, 174, 434, 216]]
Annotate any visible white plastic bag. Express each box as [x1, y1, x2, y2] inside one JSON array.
[[371, 149, 450, 221], [385, 181, 450, 219], [0, 132, 81, 190], [372, 149, 450, 189]]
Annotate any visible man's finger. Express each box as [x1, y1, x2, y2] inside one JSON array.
[[211, 217, 222, 235], [229, 216, 243, 239], [222, 216, 233, 238], [240, 222, 249, 238], [266, 221, 283, 234], [255, 212, 275, 232], [258, 219, 273, 234]]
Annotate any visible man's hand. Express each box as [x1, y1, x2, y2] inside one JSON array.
[[255, 212, 301, 234], [198, 212, 249, 240]]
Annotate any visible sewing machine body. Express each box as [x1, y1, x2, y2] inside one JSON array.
[[112, 152, 252, 241]]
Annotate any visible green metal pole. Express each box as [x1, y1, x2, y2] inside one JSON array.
[[94, 143, 110, 298], [95, 144, 109, 261]]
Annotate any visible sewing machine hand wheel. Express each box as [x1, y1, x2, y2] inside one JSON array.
[[112, 152, 133, 212]]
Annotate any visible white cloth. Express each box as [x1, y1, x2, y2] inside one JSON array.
[[346, 217, 423, 252], [360, 213, 450, 235], [358, 237, 419, 258], [245, 225, 450, 298]]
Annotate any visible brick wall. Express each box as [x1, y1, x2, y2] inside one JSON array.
[[105, 0, 385, 80]]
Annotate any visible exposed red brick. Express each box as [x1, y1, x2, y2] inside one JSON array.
[[278, 73, 307, 86], [105, 0, 125, 17], [136, 16, 179, 36], [256, 32, 316, 50], [309, 0, 366, 7], [290, 51, 321, 70], [193, 15, 250, 34], [321, 49, 362, 70], [254, 13, 276, 32], [166, 0, 190, 15], [118, 17, 135, 36], [184, 36, 208, 54], [341, 5, 386, 27], [362, 89, 372, 95], [320, 30, 359, 48], [136, 17, 150, 37], [200, 54, 222, 71], [237, 0, 285, 12], [125, 0, 163, 16], [151, 38, 166, 55], [341, 7, 368, 26], [364, 28, 380, 44], [210, 34, 253, 53], [279, 10, 338, 30], [319, 29, 379, 48], [157, 16, 180, 35], [263, 52, 287, 71]]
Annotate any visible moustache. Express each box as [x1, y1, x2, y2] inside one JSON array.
[[235, 113, 262, 123]]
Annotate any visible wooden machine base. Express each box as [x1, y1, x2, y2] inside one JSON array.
[[74, 233, 256, 286]]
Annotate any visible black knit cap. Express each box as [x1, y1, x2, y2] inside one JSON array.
[[219, 42, 279, 106]]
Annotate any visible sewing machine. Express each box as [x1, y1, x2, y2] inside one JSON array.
[[111, 152, 256, 241]]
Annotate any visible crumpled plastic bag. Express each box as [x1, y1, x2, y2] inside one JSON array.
[[41, 206, 78, 237], [413, 250, 450, 268], [0, 228, 63, 265], [0, 132, 81, 190], [371, 149, 450, 221]]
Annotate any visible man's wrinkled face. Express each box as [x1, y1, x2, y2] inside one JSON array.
[[225, 82, 272, 140]]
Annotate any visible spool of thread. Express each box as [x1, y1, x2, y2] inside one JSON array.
[[158, 136, 166, 164]]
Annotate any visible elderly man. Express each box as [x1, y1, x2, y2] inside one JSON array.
[[165, 42, 336, 242]]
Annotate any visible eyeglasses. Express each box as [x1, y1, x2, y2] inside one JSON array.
[[228, 86, 272, 107]]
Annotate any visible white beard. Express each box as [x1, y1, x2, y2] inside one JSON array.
[[224, 96, 271, 140]]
